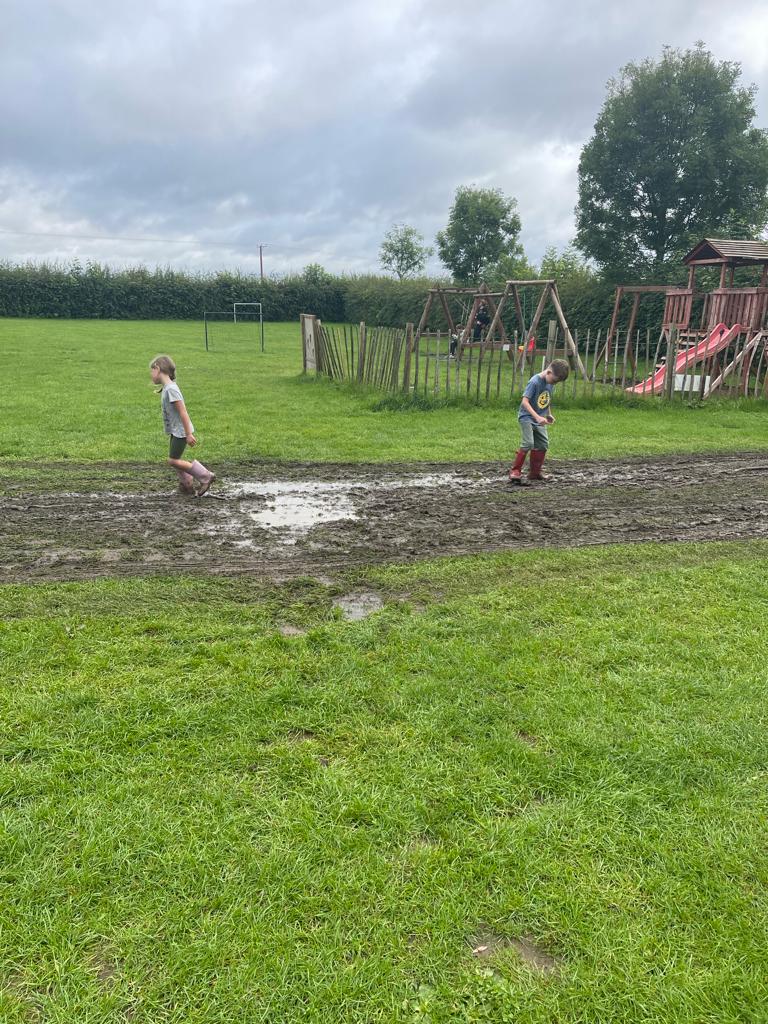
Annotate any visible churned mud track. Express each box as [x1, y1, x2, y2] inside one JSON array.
[[1, 452, 768, 583]]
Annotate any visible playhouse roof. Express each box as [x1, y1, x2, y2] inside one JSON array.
[[683, 238, 768, 266]]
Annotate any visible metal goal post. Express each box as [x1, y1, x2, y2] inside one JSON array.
[[203, 305, 265, 352], [233, 301, 265, 352]]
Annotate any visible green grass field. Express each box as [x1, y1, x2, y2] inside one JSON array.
[[1, 318, 768, 463], [2, 543, 767, 1022], [2, 318, 768, 1021]]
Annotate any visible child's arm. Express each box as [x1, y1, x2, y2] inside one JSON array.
[[520, 396, 547, 424], [173, 401, 197, 446]]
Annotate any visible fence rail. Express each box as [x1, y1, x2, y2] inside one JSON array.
[[301, 315, 768, 403]]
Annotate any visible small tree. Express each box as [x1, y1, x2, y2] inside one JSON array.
[[539, 245, 595, 285], [436, 186, 523, 285], [576, 44, 768, 279], [487, 251, 538, 286], [379, 224, 433, 280], [301, 263, 334, 285]]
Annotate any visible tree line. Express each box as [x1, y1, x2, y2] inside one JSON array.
[[380, 44, 768, 286]]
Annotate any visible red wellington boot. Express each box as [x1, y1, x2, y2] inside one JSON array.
[[528, 449, 552, 482], [508, 449, 530, 486]]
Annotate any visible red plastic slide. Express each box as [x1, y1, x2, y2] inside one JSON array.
[[626, 322, 740, 395]]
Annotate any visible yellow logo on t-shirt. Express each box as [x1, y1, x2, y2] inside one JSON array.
[[537, 392, 551, 409]]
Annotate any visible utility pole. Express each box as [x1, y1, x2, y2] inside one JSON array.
[[259, 244, 267, 281]]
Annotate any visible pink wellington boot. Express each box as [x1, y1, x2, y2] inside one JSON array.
[[176, 470, 196, 495], [188, 460, 216, 497]]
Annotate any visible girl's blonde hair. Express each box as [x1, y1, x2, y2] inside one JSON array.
[[150, 354, 176, 380]]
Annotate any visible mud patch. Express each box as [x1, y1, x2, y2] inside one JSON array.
[[277, 623, 307, 637], [333, 592, 384, 621], [93, 958, 119, 988], [508, 935, 560, 974], [471, 928, 560, 974], [2, 453, 768, 583], [287, 729, 318, 742], [3, 971, 44, 1022]]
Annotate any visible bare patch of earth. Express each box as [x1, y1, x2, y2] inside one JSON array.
[[471, 928, 561, 974], [1, 453, 768, 583]]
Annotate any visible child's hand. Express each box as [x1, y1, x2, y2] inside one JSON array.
[[536, 415, 548, 426], [186, 433, 197, 447]]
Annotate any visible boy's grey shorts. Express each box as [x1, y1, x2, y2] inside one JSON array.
[[519, 420, 549, 451]]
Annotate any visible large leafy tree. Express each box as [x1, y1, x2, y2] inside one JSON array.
[[436, 186, 523, 284], [576, 44, 768, 279], [379, 224, 433, 280]]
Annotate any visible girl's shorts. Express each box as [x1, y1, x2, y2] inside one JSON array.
[[169, 435, 187, 459]]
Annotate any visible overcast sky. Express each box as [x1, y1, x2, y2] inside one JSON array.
[[1, 0, 767, 277]]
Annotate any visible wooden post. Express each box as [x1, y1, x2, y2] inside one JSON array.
[[582, 331, 591, 399], [485, 341, 494, 400], [665, 328, 678, 401], [546, 319, 557, 363], [414, 292, 433, 347], [477, 283, 509, 358], [403, 323, 414, 391], [511, 284, 526, 340], [624, 293, 640, 375], [481, 287, 509, 345], [459, 296, 481, 353], [548, 283, 587, 378], [357, 322, 367, 383], [526, 284, 550, 351], [573, 330, 579, 397], [436, 286, 457, 337], [598, 286, 624, 371]]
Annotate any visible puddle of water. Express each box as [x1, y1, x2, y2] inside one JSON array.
[[248, 490, 357, 539], [334, 592, 384, 621], [229, 474, 486, 501]]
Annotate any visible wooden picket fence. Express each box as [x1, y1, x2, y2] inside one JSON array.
[[300, 315, 768, 403]]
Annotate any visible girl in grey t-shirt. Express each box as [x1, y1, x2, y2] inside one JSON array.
[[150, 354, 216, 496]]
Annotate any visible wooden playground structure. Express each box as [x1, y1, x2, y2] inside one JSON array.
[[600, 238, 768, 398], [415, 279, 587, 379], [303, 238, 768, 404]]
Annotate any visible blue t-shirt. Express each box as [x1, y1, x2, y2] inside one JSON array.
[[518, 373, 553, 422]]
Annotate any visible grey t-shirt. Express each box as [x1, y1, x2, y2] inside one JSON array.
[[161, 381, 193, 437]]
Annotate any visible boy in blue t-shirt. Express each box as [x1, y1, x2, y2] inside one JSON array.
[[508, 358, 570, 484]]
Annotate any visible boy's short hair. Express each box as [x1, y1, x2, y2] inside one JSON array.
[[549, 358, 570, 382]]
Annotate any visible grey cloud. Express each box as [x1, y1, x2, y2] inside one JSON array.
[[1, 0, 766, 275]]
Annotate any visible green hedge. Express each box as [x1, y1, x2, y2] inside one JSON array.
[[0, 260, 667, 335]]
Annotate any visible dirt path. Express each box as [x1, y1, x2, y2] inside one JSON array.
[[2, 453, 768, 583]]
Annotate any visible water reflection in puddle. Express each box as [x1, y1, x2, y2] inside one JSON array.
[[248, 487, 357, 537], [215, 475, 487, 546]]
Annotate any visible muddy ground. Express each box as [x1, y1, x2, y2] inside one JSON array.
[[1, 452, 767, 583]]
